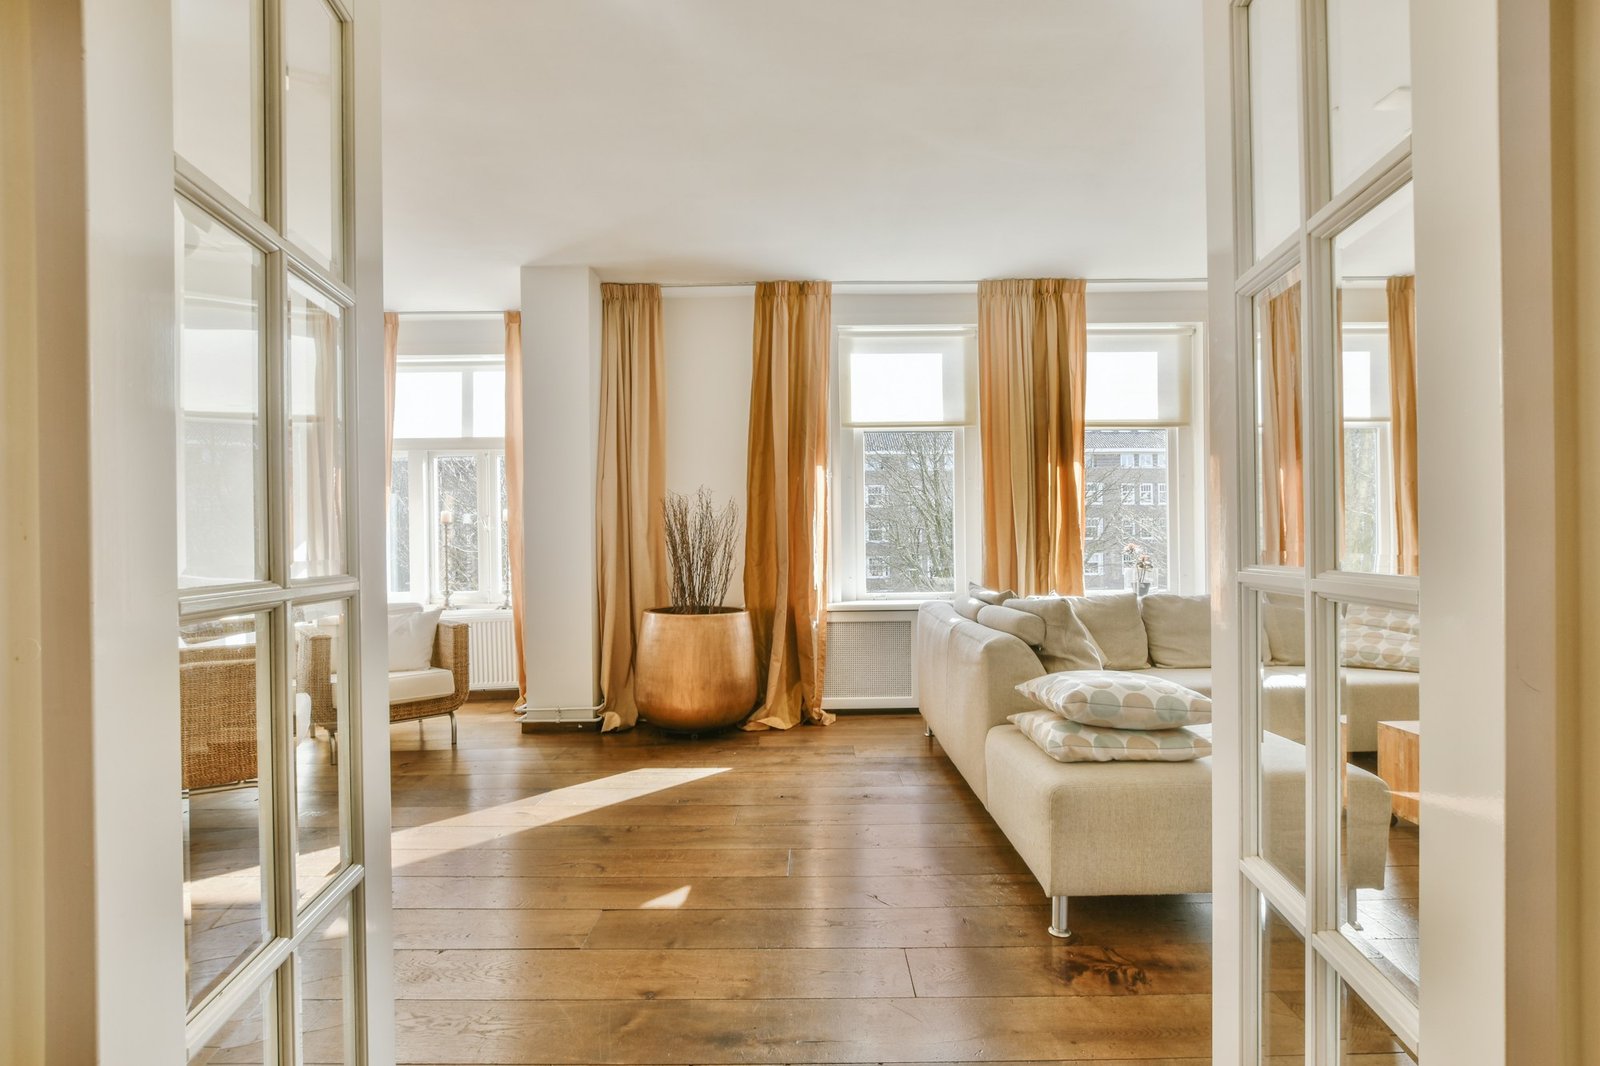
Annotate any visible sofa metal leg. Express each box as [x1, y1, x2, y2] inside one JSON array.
[[1048, 896, 1072, 940], [924, 721, 933, 738], [328, 730, 338, 766], [449, 711, 458, 747], [1346, 886, 1362, 931]]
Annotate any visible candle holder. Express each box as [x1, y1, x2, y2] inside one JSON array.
[[440, 510, 455, 609]]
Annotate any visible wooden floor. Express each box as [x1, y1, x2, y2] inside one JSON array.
[[386, 700, 1215, 1066]]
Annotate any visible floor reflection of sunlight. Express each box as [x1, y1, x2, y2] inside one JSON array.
[[387, 766, 733, 870], [639, 885, 692, 909]]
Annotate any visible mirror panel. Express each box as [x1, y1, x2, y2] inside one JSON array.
[[1260, 900, 1306, 1064]]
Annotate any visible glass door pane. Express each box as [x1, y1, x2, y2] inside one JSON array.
[[1254, 276, 1304, 567], [1248, 0, 1303, 258], [180, 612, 272, 1008], [1338, 601, 1422, 999], [173, 0, 263, 211], [1335, 184, 1416, 576], [292, 600, 351, 905], [1327, 0, 1412, 192], [1339, 980, 1417, 1063], [1257, 591, 1307, 890], [283, 0, 344, 271], [1260, 900, 1306, 1063], [288, 277, 347, 580], [177, 198, 267, 588], [187, 975, 276, 1066], [297, 902, 353, 1064]]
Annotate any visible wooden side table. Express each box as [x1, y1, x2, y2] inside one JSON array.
[[1376, 719, 1421, 824]]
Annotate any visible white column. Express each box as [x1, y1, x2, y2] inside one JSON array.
[[519, 265, 603, 715]]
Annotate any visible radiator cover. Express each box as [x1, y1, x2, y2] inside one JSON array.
[[822, 608, 919, 710]]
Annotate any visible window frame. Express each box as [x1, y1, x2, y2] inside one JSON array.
[[388, 357, 509, 607], [830, 326, 980, 604]]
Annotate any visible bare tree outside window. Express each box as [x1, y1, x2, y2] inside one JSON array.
[[862, 429, 956, 594]]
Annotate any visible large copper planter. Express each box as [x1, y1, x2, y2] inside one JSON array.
[[635, 607, 759, 733]]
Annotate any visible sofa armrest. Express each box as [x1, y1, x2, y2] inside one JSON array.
[[432, 622, 471, 700]]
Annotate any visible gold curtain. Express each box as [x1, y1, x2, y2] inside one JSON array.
[[596, 284, 668, 732], [504, 311, 529, 706], [297, 301, 343, 575], [383, 312, 399, 496], [977, 278, 1088, 596], [1260, 280, 1304, 567], [744, 281, 834, 730], [1387, 275, 1420, 575]]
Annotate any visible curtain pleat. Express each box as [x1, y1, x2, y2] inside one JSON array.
[[383, 312, 399, 497], [302, 305, 342, 574], [596, 284, 668, 732], [1261, 281, 1304, 567], [504, 311, 529, 706], [977, 278, 1088, 596], [1387, 276, 1420, 575], [744, 281, 833, 730]]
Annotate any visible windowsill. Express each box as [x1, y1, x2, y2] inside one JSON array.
[[827, 598, 946, 613]]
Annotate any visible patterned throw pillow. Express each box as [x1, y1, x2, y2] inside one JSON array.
[[1007, 710, 1212, 763], [1016, 670, 1212, 729], [1339, 605, 1421, 672]]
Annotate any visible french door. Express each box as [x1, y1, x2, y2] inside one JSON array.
[[174, 0, 388, 1060], [1205, 0, 1428, 1060]]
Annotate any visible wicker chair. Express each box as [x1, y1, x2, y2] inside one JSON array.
[[300, 621, 471, 761], [389, 622, 471, 745], [179, 646, 260, 791]]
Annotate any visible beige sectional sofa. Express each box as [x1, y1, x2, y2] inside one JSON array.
[[916, 594, 1399, 938]]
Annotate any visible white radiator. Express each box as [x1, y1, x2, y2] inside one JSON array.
[[441, 608, 518, 691], [822, 608, 919, 711]]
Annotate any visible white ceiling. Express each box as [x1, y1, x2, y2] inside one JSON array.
[[381, 0, 1207, 311]]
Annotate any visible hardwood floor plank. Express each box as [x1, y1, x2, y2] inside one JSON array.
[[393, 948, 916, 1001], [905, 945, 1211, 998], [392, 873, 1042, 911], [391, 995, 1211, 1064], [390, 846, 792, 879], [388, 820, 1009, 852], [582, 906, 1050, 950], [393, 909, 603, 950]]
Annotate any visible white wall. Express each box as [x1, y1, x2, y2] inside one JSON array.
[[661, 290, 754, 605]]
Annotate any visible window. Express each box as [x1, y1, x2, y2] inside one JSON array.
[[834, 328, 975, 599], [1082, 328, 1194, 593], [389, 356, 509, 606], [1086, 552, 1104, 577]]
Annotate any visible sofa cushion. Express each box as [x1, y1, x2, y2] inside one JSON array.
[[389, 607, 443, 673], [1141, 667, 1213, 696], [953, 595, 985, 621], [968, 582, 1017, 606], [1262, 593, 1305, 666], [389, 666, 455, 704], [1007, 709, 1212, 763], [1140, 593, 1211, 668], [976, 604, 1046, 647], [1067, 591, 1150, 669], [1340, 605, 1421, 672], [1017, 670, 1212, 729], [1002, 597, 1104, 671]]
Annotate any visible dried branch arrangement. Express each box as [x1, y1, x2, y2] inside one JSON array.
[[663, 487, 740, 612]]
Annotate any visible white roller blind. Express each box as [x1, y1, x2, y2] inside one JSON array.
[[1084, 329, 1193, 426], [840, 329, 974, 426]]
